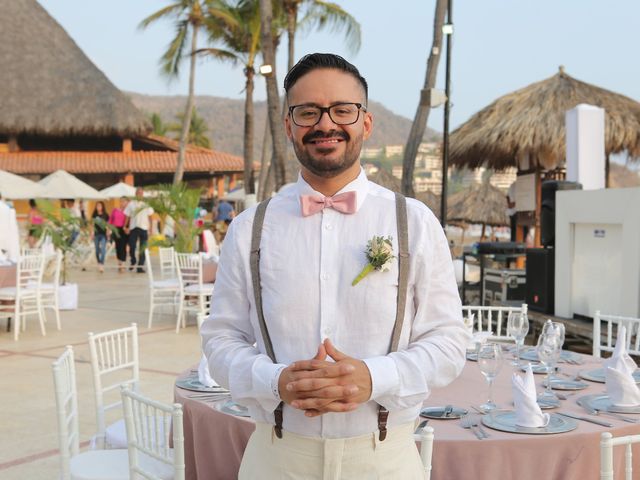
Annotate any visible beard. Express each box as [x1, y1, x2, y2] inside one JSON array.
[[292, 129, 363, 178]]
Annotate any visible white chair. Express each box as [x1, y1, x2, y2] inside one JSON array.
[[146, 248, 180, 329], [52, 346, 130, 480], [593, 310, 640, 358], [0, 253, 45, 340], [600, 431, 640, 480], [40, 249, 63, 331], [462, 304, 528, 342], [175, 253, 215, 333], [414, 425, 435, 480], [201, 229, 220, 258], [158, 246, 178, 280], [88, 323, 139, 449], [121, 385, 185, 480]]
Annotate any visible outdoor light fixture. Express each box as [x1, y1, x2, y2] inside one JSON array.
[[442, 24, 454, 35], [259, 64, 273, 76]]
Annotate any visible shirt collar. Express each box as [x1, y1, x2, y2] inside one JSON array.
[[295, 167, 369, 213]]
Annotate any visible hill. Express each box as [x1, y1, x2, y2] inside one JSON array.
[[127, 92, 441, 157]]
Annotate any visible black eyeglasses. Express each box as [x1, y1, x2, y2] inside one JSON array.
[[288, 102, 367, 127]]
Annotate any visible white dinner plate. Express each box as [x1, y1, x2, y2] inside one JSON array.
[[482, 411, 577, 434]]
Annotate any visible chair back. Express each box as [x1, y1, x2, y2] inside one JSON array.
[[52, 346, 80, 480], [121, 386, 185, 480], [202, 229, 219, 257], [145, 248, 155, 283], [158, 246, 176, 280], [21, 247, 43, 257], [462, 304, 527, 341], [415, 425, 434, 480], [600, 431, 640, 480], [51, 249, 63, 287], [17, 253, 45, 295], [88, 323, 140, 440], [593, 311, 640, 358], [175, 252, 203, 288]]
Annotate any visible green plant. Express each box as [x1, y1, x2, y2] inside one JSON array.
[[144, 183, 205, 253]]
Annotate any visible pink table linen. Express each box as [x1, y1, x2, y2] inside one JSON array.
[[202, 260, 217, 284], [175, 352, 640, 480], [0, 265, 16, 287]]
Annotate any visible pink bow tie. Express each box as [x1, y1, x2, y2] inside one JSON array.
[[300, 191, 357, 217]]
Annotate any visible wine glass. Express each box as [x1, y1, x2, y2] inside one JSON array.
[[477, 343, 503, 411], [507, 312, 529, 367], [536, 332, 561, 405], [541, 320, 565, 378]]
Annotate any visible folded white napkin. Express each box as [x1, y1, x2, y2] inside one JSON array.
[[467, 331, 493, 351], [198, 354, 219, 388], [604, 326, 640, 406], [512, 364, 550, 427]]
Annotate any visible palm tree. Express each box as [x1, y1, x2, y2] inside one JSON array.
[[140, 1, 209, 185], [199, 0, 265, 195], [400, 0, 447, 197], [169, 109, 212, 148], [281, 0, 361, 70], [150, 113, 168, 136]]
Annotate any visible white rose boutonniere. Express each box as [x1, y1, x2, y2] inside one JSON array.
[[352, 236, 395, 286]]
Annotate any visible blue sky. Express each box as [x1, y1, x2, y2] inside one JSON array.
[[38, 0, 640, 134]]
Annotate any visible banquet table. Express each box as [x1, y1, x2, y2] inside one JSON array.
[[202, 259, 217, 284], [175, 351, 640, 480]]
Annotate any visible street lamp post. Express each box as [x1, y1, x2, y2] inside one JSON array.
[[440, 0, 453, 227]]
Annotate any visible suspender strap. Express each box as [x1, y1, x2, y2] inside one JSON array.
[[249, 198, 284, 438], [378, 192, 410, 441], [250, 194, 410, 442]]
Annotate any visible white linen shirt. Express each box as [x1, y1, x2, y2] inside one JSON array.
[[201, 168, 469, 438], [124, 200, 154, 231]]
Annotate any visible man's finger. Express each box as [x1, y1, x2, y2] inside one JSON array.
[[303, 402, 359, 417], [287, 379, 358, 397], [313, 343, 327, 361], [324, 338, 348, 361], [290, 361, 354, 376]]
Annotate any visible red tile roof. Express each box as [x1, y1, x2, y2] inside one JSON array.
[[0, 150, 244, 174]]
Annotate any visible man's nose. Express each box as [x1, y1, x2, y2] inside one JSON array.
[[315, 109, 338, 129]]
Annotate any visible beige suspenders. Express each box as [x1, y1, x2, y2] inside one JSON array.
[[249, 192, 410, 441]]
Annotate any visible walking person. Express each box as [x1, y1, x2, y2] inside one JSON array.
[[124, 187, 154, 273], [90, 201, 110, 273], [201, 53, 469, 479], [26, 199, 43, 248], [108, 197, 129, 272]]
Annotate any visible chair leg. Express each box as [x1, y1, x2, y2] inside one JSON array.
[[53, 294, 61, 331], [37, 296, 46, 336], [175, 297, 184, 333], [13, 302, 20, 341], [148, 291, 155, 329]]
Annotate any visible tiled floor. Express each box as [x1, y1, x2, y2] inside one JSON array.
[[0, 260, 202, 479]]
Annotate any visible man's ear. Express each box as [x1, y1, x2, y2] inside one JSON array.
[[284, 114, 293, 141], [362, 111, 373, 141]]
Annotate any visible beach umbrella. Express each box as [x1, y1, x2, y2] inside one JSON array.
[[0, 170, 46, 199], [99, 182, 136, 198], [448, 180, 509, 239], [38, 170, 104, 199], [450, 67, 640, 171], [222, 188, 246, 201]]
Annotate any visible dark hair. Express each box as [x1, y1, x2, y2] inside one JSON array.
[[29, 199, 37, 208], [93, 201, 107, 215], [284, 53, 368, 102]]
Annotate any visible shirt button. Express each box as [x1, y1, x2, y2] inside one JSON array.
[[321, 274, 329, 281], [323, 327, 332, 336], [324, 224, 333, 230]]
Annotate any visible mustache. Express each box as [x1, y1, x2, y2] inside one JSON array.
[[302, 129, 349, 144]]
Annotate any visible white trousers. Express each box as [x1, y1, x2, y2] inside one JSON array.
[[238, 422, 425, 480]]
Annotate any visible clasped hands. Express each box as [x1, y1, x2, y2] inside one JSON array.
[[278, 338, 372, 417]]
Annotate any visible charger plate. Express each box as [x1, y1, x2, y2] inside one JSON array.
[[466, 352, 478, 362], [482, 411, 577, 434], [176, 376, 228, 393], [577, 394, 640, 414], [520, 349, 582, 364], [542, 378, 589, 391], [579, 368, 640, 384], [420, 406, 468, 419], [217, 399, 251, 417], [520, 363, 548, 374]]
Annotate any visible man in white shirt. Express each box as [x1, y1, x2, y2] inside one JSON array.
[[201, 53, 469, 479], [124, 187, 154, 273]]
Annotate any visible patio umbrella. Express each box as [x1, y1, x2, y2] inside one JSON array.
[[99, 182, 136, 198], [450, 67, 640, 171], [38, 170, 104, 199], [448, 180, 509, 239], [0, 170, 46, 199]]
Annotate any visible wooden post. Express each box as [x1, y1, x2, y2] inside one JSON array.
[[206, 177, 215, 198], [216, 176, 225, 199], [8, 136, 18, 152], [122, 173, 134, 186], [122, 138, 132, 153], [229, 174, 237, 190], [534, 168, 542, 247]]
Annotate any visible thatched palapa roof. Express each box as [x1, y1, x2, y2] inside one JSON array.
[[450, 68, 640, 170], [448, 181, 509, 227], [0, 0, 150, 137], [369, 168, 402, 193]]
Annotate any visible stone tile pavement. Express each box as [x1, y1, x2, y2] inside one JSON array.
[[0, 260, 203, 479]]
